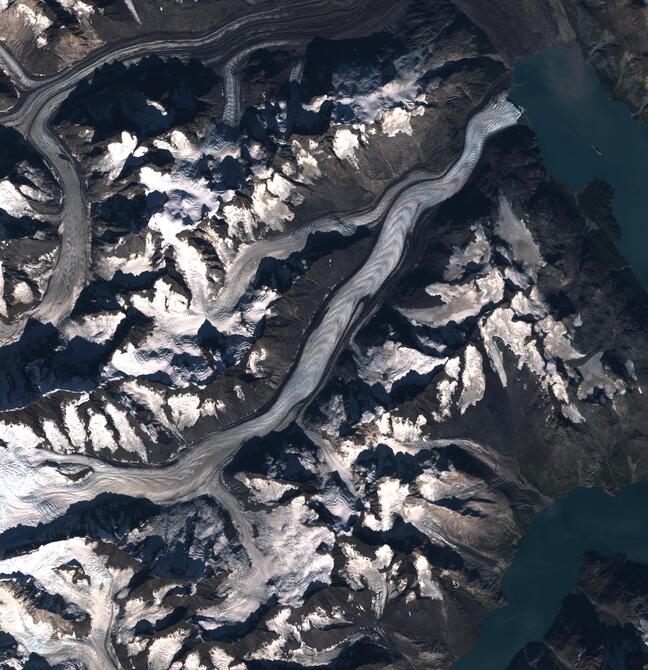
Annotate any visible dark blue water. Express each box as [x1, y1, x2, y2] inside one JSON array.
[[453, 485, 648, 670], [508, 45, 648, 288]]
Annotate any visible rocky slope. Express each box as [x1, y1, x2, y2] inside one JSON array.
[[561, 0, 648, 124], [450, 0, 648, 122], [508, 551, 648, 669]]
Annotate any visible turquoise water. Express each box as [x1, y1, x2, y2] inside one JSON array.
[[509, 45, 648, 288], [453, 485, 648, 669]]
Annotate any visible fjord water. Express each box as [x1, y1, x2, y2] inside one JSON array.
[[451, 48, 648, 669], [509, 45, 648, 288], [454, 485, 648, 670]]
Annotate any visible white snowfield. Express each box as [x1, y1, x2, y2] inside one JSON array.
[[0, 537, 130, 668], [0, 94, 520, 666]]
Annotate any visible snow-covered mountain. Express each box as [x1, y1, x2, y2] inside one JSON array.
[[0, 0, 647, 668]]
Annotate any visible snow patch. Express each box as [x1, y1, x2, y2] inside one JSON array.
[[168, 393, 201, 431], [495, 196, 544, 279], [97, 131, 137, 182], [364, 477, 410, 531], [414, 555, 443, 600], [577, 353, 625, 401], [341, 543, 398, 616], [458, 345, 485, 414], [444, 224, 491, 281], [148, 631, 187, 670], [354, 340, 445, 391], [380, 105, 424, 137], [332, 129, 360, 168]]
